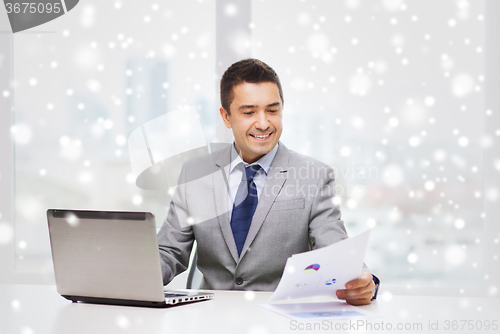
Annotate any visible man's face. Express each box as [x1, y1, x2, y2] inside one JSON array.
[[220, 82, 283, 163]]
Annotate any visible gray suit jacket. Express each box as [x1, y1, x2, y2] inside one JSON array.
[[157, 142, 353, 291]]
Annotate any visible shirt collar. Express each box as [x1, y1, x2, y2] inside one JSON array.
[[230, 142, 279, 175]]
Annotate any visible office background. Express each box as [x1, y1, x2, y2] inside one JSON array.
[[0, 0, 499, 297]]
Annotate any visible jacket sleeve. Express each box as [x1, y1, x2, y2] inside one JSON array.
[[307, 166, 372, 274], [157, 163, 195, 286]]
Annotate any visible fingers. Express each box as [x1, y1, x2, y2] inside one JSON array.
[[336, 274, 375, 306], [336, 281, 374, 299], [345, 273, 373, 289], [337, 288, 373, 306], [345, 293, 373, 306]]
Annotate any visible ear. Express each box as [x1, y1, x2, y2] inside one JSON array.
[[220, 107, 232, 129]]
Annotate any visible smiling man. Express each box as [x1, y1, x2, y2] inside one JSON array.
[[157, 58, 378, 305]]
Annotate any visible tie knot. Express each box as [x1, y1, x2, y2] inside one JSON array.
[[245, 164, 261, 181]]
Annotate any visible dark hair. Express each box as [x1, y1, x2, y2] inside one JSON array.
[[220, 58, 284, 114]]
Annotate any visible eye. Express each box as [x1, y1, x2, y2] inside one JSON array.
[[243, 111, 254, 115], [268, 110, 278, 113]]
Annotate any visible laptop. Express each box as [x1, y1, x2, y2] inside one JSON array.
[[47, 209, 213, 308]]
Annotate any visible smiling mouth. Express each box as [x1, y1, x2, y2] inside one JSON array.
[[250, 133, 272, 140]]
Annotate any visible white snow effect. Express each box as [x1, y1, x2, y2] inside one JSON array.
[[224, 3, 238, 17], [11, 299, 20, 311], [244, 291, 255, 301], [248, 326, 270, 334], [350, 116, 365, 129], [457, 0, 470, 19], [441, 54, 455, 71], [80, 5, 96, 28], [307, 33, 330, 56], [366, 218, 377, 228], [78, 171, 94, 184], [87, 79, 101, 92], [452, 73, 475, 97], [162, 43, 176, 58], [388, 208, 401, 222], [408, 136, 421, 147], [424, 96, 435, 107], [115, 135, 127, 146], [382, 0, 405, 11], [103, 119, 114, 130], [196, 32, 211, 49], [116, 315, 131, 329], [332, 196, 342, 206], [16, 196, 43, 221], [65, 213, 80, 227], [391, 34, 405, 47], [445, 245, 466, 266], [485, 187, 499, 202], [403, 102, 428, 126], [454, 219, 465, 229], [10, 124, 33, 145], [388, 117, 399, 127], [493, 159, 500, 172], [349, 73, 371, 95], [228, 31, 252, 57], [345, 0, 360, 9], [20, 326, 35, 334], [382, 165, 404, 187], [132, 195, 143, 205], [424, 180, 435, 191], [346, 198, 357, 209], [75, 45, 100, 70], [458, 136, 469, 147], [59, 136, 83, 160], [126, 173, 135, 184], [0, 223, 14, 244], [298, 13, 310, 26], [373, 60, 388, 74], [350, 185, 365, 199], [290, 78, 305, 91], [340, 146, 351, 157], [91, 123, 105, 138], [433, 150, 447, 162], [407, 252, 418, 264]]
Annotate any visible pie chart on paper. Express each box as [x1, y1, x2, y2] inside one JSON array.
[[304, 264, 320, 273]]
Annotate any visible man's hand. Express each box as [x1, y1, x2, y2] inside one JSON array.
[[336, 272, 375, 306]]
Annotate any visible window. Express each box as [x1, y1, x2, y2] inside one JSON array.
[[1, 0, 498, 295]]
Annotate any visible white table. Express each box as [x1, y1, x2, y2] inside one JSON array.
[[1, 284, 499, 334]]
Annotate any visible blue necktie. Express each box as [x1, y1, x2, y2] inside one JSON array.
[[230, 165, 261, 256]]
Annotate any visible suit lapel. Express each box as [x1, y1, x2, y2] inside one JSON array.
[[239, 143, 289, 259], [213, 146, 240, 263]]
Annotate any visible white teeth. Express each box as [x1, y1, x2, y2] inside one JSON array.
[[253, 134, 270, 138]]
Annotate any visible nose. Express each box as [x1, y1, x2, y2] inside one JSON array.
[[254, 111, 270, 131]]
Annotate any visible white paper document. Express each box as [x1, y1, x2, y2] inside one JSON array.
[[261, 301, 377, 321], [268, 230, 371, 302]]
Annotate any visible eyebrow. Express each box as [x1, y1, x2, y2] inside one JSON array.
[[237, 102, 281, 110]]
